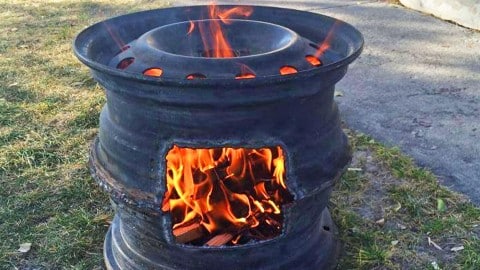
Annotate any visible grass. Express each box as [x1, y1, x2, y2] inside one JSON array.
[[0, 1, 169, 269], [0, 0, 479, 269], [333, 132, 480, 269]]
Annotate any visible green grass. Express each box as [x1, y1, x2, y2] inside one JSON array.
[[333, 132, 480, 269], [0, 1, 169, 269], [0, 1, 479, 269]]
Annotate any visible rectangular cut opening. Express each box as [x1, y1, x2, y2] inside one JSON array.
[[161, 145, 294, 246]]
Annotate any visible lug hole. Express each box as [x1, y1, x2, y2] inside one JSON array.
[[117, 57, 134, 69], [305, 55, 322, 67], [186, 73, 207, 80], [235, 73, 256, 80], [143, 68, 163, 77], [279, 66, 298, 75]]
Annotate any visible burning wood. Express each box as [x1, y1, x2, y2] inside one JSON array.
[[163, 146, 294, 246], [173, 222, 205, 244], [172, 205, 285, 246], [206, 233, 234, 246]]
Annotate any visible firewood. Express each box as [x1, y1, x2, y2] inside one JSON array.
[[173, 222, 205, 243], [205, 233, 234, 246]]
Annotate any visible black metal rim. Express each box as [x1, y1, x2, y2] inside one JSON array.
[[73, 5, 364, 87]]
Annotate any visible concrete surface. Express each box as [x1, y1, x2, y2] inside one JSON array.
[[400, 0, 480, 30], [174, 0, 480, 204]]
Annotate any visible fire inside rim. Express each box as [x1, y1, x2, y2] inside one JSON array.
[[162, 146, 294, 246]]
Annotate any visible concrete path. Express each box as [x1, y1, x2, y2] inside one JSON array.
[[400, 0, 480, 30], [174, 0, 480, 204]]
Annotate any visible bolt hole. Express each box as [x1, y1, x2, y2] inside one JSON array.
[[235, 73, 256, 80], [305, 55, 322, 67], [323, 225, 330, 231], [117, 57, 134, 70], [186, 73, 207, 80], [143, 68, 163, 77], [279, 66, 298, 75]]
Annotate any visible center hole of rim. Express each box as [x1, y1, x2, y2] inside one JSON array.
[[145, 19, 298, 58]]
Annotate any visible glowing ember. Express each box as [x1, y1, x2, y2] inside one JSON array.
[[162, 146, 293, 246], [143, 68, 163, 77], [235, 64, 256, 79], [235, 73, 256, 79], [279, 66, 298, 75], [305, 55, 322, 66]]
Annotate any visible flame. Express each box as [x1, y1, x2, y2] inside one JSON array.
[[235, 64, 256, 79], [103, 20, 129, 54], [217, 6, 253, 24], [187, 21, 195, 35], [192, 4, 253, 58], [162, 146, 293, 244], [314, 21, 340, 58]]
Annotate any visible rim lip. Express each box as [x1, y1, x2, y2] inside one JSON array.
[[143, 19, 300, 59], [73, 5, 364, 86]]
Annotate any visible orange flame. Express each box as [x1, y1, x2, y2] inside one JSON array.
[[193, 4, 253, 58], [187, 21, 195, 35], [103, 20, 130, 54], [235, 64, 256, 79], [314, 21, 340, 58], [217, 6, 253, 24], [162, 146, 293, 243]]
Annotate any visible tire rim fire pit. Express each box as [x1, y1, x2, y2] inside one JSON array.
[[73, 4, 363, 270]]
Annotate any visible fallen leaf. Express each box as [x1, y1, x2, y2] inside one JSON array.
[[437, 198, 446, 212], [397, 223, 407, 230], [8, 82, 18, 87], [18, 243, 31, 253], [334, 91, 343, 97], [391, 240, 399, 246], [347, 167, 362, 172], [375, 218, 385, 225], [451, 246, 464, 252]]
